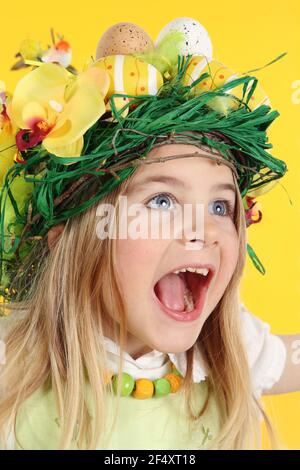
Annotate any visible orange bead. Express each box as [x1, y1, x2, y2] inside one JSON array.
[[103, 370, 113, 385], [171, 363, 182, 377], [132, 379, 154, 399], [164, 373, 182, 393]]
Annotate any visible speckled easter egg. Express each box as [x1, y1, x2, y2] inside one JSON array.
[[96, 22, 154, 59], [155, 17, 213, 60], [183, 55, 270, 111]]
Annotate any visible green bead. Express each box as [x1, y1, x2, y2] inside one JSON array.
[[154, 378, 171, 397], [112, 373, 135, 397]]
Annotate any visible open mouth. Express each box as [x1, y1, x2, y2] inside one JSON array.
[[153, 265, 215, 322]]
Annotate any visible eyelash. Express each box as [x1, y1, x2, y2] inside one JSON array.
[[145, 192, 178, 210], [145, 192, 235, 218], [213, 200, 235, 219]]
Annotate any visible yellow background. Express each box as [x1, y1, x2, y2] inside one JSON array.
[[1, 0, 299, 449]]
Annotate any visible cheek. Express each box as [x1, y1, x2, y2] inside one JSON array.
[[205, 229, 240, 316], [115, 238, 164, 298], [224, 228, 240, 266], [219, 225, 240, 287], [210, 223, 239, 291]]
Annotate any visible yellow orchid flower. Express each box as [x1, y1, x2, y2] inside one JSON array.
[[0, 86, 33, 270], [0, 123, 16, 186], [19, 38, 44, 61], [0, 85, 18, 186], [247, 166, 278, 198], [11, 62, 110, 161]]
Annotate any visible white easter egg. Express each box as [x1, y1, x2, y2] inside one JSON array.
[[155, 17, 213, 60]]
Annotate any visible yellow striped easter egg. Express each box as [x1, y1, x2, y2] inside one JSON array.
[[95, 55, 163, 100]]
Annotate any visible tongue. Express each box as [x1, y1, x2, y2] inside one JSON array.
[[155, 272, 187, 311]]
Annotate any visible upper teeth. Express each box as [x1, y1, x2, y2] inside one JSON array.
[[173, 267, 209, 276]]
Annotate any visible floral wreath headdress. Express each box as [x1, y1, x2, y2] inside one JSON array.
[[0, 18, 287, 304]]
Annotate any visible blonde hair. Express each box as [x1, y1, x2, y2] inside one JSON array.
[[0, 151, 276, 450]]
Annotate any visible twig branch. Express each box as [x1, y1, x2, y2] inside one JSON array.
[[10, 129, 268, 256]]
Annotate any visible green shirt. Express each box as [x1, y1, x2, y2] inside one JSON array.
[[14, 380, 220, 450]]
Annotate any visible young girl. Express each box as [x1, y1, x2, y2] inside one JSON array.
[[0, 18, 299, 450]]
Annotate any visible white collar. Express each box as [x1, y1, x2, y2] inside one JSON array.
[[104, 336, 207, 383]]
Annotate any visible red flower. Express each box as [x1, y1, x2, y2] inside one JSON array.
[[245, 196, 262, 227], [15, 120, 52, 151]]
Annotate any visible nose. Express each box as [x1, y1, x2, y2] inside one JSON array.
[[178, 207, 219, 250], [202, 216, 219, 248]]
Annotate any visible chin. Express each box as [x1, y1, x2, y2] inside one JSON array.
[[150, 334, 200, 355]]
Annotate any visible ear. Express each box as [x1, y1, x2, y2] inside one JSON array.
[[47, 223, 65, 250]]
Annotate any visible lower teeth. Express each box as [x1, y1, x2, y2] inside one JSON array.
[[183, 288, 194, 312]]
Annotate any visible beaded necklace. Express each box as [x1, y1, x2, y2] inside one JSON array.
[[104, 361, 183, 399]]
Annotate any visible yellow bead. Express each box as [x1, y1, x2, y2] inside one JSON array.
[[164, 373, 182, 393], [132, 379, 154, 399]]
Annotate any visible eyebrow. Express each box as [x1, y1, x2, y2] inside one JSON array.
[[127, 175, 236, 195]]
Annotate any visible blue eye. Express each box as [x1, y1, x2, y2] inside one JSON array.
[[146, 193, 175, 210], [210, 200, 234, 217]]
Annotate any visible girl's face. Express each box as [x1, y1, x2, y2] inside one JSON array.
[[113, 143, 240, 358]]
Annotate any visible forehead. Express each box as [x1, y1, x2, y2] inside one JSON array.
[[130, 143, 235, 186]]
